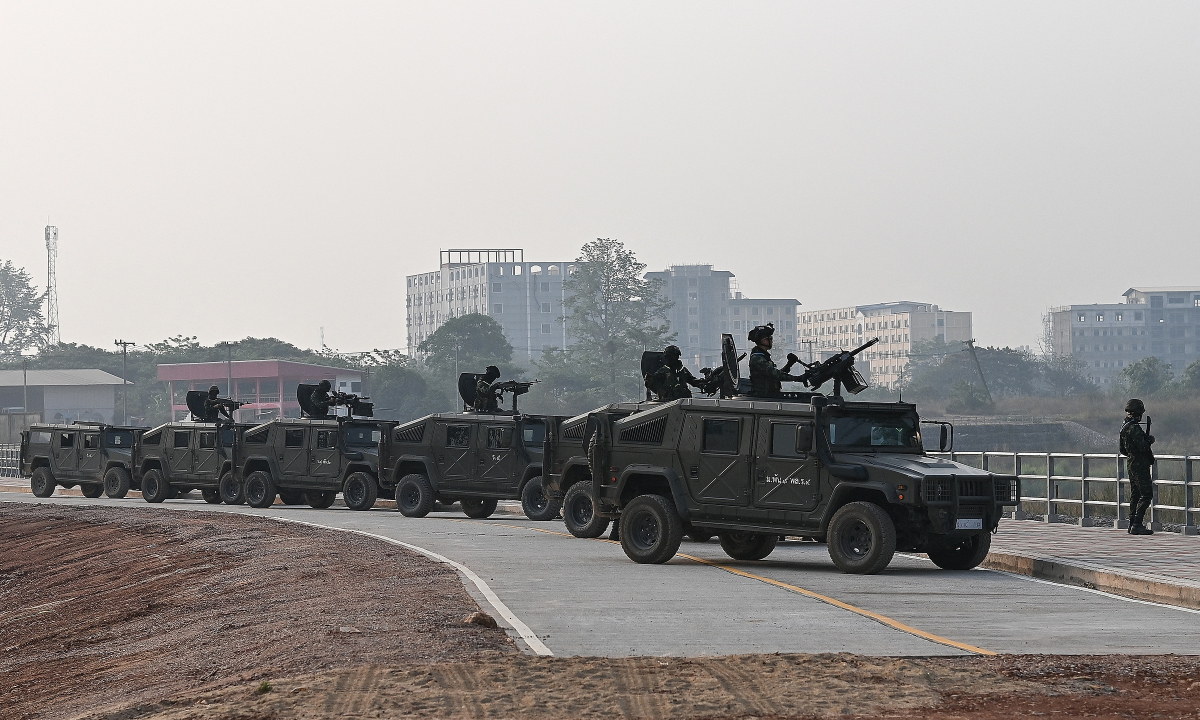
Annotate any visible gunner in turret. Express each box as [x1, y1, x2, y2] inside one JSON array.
[[747, 323, 802, 397]]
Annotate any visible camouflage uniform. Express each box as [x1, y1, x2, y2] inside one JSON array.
[[203, 387, 232, 422], [309, 387, 332, 418], [475, 378, 500, 412], [748, 347, 799, 397], [1120, 417, 1155, 529], [651, 360, 698, 401]]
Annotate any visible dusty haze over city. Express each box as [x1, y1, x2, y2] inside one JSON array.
[[2, 2, 1197, 354]]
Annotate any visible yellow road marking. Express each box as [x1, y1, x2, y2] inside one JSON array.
[[469, 519, 996, 656]]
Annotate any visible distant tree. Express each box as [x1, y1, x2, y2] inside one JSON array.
[[0, 260, 51, 356], [418, 313, 515, 377], [1181, 359, 1200, 394], [945, 381, 994, 414], [1121, 357, 1174, 396]]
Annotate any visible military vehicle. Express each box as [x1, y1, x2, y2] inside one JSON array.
[[234, 385, 394, 510], [574, 335, 1020, 573], [133, 391, 252, 504], [20, 422, 145, 498], [385, 372, 561, 520]]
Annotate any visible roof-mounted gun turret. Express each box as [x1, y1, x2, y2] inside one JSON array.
[[185, 390, 244, 422], [694, 334, 878, 401], [457, 373, 538, 414], [297, 383, 373, 419]]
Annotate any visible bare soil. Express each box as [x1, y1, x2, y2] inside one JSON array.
[[5, 503, 1200, 720]]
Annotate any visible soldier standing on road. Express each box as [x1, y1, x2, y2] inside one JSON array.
[[310, 380, 333, 419], [747, 323, 802, 397], [203, 386, 233, 422], [650, 345, 704, 401], [1120, 398, 1156, 535], [475, 366, 502, 412]]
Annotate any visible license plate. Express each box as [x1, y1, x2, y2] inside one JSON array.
[[955, 518, 983, 530]]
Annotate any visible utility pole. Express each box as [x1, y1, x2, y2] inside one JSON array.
[[800, 339, 816, 364], [114, 340, 134, 424], [963, 339, 994, 405], [22, 356, 28, 414]]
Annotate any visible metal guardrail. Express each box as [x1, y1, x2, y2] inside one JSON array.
[[936, 451, 1198, 535], [1, 444, 20, 479]]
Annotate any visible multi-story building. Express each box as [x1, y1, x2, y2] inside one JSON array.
[[406, 249, 576, 364], [1049, 286, 1200, 386], [644, 264, 800, 370], [797, 301, 973, 388]]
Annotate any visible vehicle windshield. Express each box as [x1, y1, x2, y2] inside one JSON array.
[[522, 420, 546, 446], [827, 413, 921, 450], [344, 425, 381, 447], [104, 429, 135, 448]]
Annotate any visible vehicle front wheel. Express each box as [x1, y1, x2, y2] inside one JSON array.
[[562, 482, 609, 538], [827, 501, 897, 575], [396, 474, 435, 517], [219, 472, 244, 505], [80, 483, 104, 498], [521, 477, 562, 521], [244, 471, 277, 509], [141, 469, 170, 504], [927, 531, 992, 571], [30, 467, 55, 498], [619, 494, 684, 564], [305, 491, 336, 509], [719, 532, 777, 560], [104, 467, 132, 498], [343, 472, 378, 511], [461, 498, 498, 519], [201, 488, 222, 504]]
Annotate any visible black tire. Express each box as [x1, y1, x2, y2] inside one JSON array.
[[343, 472, 378, 511], [562, 482, 609, 538], [244, 471, 277, 509], [719, 531, 778, 561], [397, 474, 435, 518], [619, 494, 684, 564], [521, 477, 562, 521], [201, 488, 222, 504], [461, 498, 498, 519], [219, 472, 245, 505], [927, 531, 992, 571], [104, 467, 132, 498], [686, 529, 713, 543], [827, 501, 897, 575], [278, 490, 307, 506], [305, 491, 336, 509], [80, 483, 104, 498], [141, 469, 170, 504], [30, 467, 55, 498]]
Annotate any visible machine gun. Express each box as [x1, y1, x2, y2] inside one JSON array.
[[457, 373, 538, 414], [184, 390, 245, 422], [296, 384, 374, 419], [796, 337, 879, 396]]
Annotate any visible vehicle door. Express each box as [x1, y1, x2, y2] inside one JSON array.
[[753, 418, 820, 513], [437, 422, 473, 492], [167, 429, 193, 478], [280, 427, 309, 480], [79, 431, 103, 477], [477, 425, 518, 494], [309, 427, 341, 484], [194, 429, 219, 480], [52, 430, 79, 474], [681, 413, 751, 506]]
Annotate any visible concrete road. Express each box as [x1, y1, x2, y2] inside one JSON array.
[[7, 493, 1199, 657]]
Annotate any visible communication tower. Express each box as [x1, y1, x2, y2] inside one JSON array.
[[45, 225, 60, 343]]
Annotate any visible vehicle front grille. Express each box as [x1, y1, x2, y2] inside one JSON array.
[[957, 503, 987, 519], [957, 477, 991, 499], [394, 425, 425, 443], [618, 415, 667, 445], [562, 422, 586, 440], [924, 477, 953, 502]]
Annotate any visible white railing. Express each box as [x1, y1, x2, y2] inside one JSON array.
[[0, 444, 20, 479], [936, 451, 1198, 535]]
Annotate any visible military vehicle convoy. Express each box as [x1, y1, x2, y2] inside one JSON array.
[[20, 422, 145, 498]]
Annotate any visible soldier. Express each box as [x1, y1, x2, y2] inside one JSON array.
[[203, 386, 233, 422], [309, 379, 333, 419], [475, 366, 502, 412], [747, 323, 801, 397], [1120, 398, 1156, 535], [649, 345, 703, 401]]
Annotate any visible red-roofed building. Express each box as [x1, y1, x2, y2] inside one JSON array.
[[157, 360, 363, 422]]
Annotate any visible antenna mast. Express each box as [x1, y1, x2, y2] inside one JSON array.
[[45, 226, 60, 343]]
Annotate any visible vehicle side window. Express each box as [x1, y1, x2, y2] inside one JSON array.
[[104, 430, 133, 447], [141, 430, 161, 445], [487, 427, 513, 449], [31, 431, 51, 444], [83, 434, 100, 449], [702, 418, 740, 454], [285, 429, 305, 448], [59, 433, 74, 448], [173, 431, 191, 448], [199, 432, 216, 449], [446, 425, 471, 447], [770, 423, 813, 458], [522, 421, 545, 446], [244, 428, 268, 444], [316, 430, 332, 448], [220, 428, 235, 445]]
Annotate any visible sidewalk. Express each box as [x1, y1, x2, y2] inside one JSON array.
[[987, 518, 1200, 610]]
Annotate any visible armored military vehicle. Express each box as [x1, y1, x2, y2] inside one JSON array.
[[384, 372, 561, 520], [233, 385, 394, 510], [20, 422, 145, 498], [577, 335, 1020, 573], [134, 392, 252, 504]]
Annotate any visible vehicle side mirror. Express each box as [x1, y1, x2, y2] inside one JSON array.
[[939, 425, 949, 452], [797, 424, 814, 454]]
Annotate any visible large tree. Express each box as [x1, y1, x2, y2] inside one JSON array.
[[0, 260, 51, 356], [418, 313, 515, 377], [1121, 357, 1174, 396]]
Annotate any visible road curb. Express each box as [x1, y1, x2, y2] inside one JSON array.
[[983, 552, 1200, 610]]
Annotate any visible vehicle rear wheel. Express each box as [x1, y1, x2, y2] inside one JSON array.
[[201, 488, 222, 504], [521, 477, 562, 521], [141, 469, 170, 504], [278, 490, 306, 505], [80, 483, 104, 498], [397, 474, 435, 517], [244, 471, 277, 509], [827, 501, 897, 575], [104, 467, 132, 498], [562, 482, 609, 538], [219, 472, 244, 505], [719, 531, 777, 561], [343, 472, 378, 511], [461, 498, 498, 519], [686, 529, 713, 543], [927, 531, 992, 570], [619, 494, 684, 564], [305, 491, 336, 509], [30, 467, 55, 498]]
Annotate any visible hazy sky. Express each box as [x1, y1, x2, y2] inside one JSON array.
[[3, 2, 1197, 355]]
